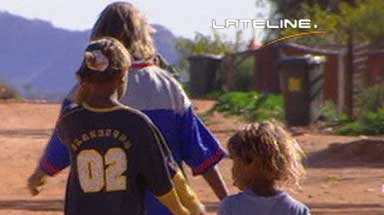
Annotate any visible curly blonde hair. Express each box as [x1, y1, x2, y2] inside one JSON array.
[[228, 121, 306, 190], [91, 2, 156, 61]]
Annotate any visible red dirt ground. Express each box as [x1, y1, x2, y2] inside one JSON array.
[[0, 100, 383, 215]]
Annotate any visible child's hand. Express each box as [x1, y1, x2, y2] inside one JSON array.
[[27, 169, 47, 196]]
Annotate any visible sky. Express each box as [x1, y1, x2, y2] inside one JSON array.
[[0, 0, 271, 40]]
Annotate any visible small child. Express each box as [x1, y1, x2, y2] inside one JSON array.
[[35, 37, 204, 215], [219, 121, 310, 215]]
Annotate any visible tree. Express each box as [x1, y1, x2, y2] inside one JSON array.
[[176, 32, 234, 56], [176, 31, 235, 71], [269, 0, 357, 18], [275, 0, 384, 46]]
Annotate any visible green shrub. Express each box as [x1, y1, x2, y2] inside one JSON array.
[[212, 91, 284, 122], [338, 84, 384, 135], [233, 57, 255, 91], [338, 108, 384, 135], [320, 101, 350, 124], [356, 84, 384, 114], [337, 121, 366, 135], [205, 90, 225, 100]]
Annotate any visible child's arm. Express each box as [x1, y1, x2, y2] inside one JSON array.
[[171, 171, 205, 214], [28, 130, 70, 196], [28, 96, 76, 196], [202, 166, 228, 200], [38, 130, 70, 176], [138, 118, 205, 215], [27, 168, 47, 196], [178, 106, 229, 200], [150, 124, 205, 214], [156, 189, 190, 215]]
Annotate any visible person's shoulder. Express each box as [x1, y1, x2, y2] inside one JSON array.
[[219, 192, 248, 215], [128, 65, 191, 113], [143, 66, 183, 89], [118, 105, 155, 127], [60, 102, 83, 120], [152, 67, 192, 112], [280, 192, 310, 215], [119, 105, 151, 120], [221, 192, 245, 207]]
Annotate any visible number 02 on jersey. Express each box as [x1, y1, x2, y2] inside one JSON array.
[[77, 147, 128, 193]]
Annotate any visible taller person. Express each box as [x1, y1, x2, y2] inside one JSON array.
[[28, 2, 229, 214]]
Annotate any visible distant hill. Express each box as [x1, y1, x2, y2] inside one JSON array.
[[0, 11, 181, 101]]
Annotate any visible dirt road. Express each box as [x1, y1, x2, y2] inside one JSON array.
[[0, 101, 383, 215]]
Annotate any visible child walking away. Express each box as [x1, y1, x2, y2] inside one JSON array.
[[51, 37, 204, 215], [28, 4, 228, 215], [219, 121, 310, 215]]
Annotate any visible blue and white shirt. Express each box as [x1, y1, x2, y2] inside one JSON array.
[[39, 63, 225, 215]]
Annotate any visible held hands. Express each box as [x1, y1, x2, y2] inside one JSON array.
[[27, 168, 47, 196]]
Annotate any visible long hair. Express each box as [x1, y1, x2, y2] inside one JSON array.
[[90, 2, 156, 62]]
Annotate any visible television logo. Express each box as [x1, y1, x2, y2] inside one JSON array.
[[212, 19, 318, 30], [211, 18, 326, 49]]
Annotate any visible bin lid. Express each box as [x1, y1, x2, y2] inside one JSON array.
[[188, 54, 223, 61], [279, 54, 326, 65]]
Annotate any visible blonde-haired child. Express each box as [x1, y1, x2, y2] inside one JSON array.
[[219, 121, 310, 215], [30, 37, 204, 215]]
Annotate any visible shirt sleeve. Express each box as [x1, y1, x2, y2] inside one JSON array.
[[150, 119, 206, 212], [138, 120, 178, 196], [38, 98, 73, 176], [218, 197, 233, 215], [179, 106, 226, 175]]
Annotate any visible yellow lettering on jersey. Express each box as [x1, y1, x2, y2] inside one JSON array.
[[82, 133, 90, 142], [112, 130, 120, 138], [71, 144, 78, 151], [89, 130, 97, 139], [118, 134, 127, 142], [97, 129, 105, 137], [105, 129, 112, 137], [73, 130, 131, 151], [123, 140, 132, 150]]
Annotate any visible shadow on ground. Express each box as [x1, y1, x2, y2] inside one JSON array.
[[309, 203, 384, 215], [0, 199, 63, 211], [0, 129, 52, 139], [306, 139, 384, 168], [0, 199, 382, 214]]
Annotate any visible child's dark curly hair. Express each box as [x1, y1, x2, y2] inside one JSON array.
[[228, 121, 306, 190]]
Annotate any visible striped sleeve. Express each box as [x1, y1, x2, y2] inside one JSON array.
[[38, 98, 73, 176], [39, 130, 70, 176], [179, 107, 226, 175]]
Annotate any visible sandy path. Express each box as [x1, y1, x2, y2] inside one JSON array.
[[0, 101, 383, 215]]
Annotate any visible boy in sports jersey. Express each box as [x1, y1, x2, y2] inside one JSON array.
[[47, 37, 204, 215], [28, 2, 228, 215]]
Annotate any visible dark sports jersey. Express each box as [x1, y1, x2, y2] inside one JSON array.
[[39, 64, 225, 215], [56, 103, 178, 215]]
